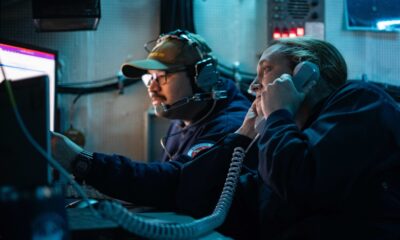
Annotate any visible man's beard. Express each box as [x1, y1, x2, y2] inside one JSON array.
[[153, 100, 211, 121]]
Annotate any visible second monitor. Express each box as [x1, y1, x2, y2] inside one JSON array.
[[0, 75, 51, 187]]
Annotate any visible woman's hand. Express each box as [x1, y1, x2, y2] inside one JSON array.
[[260, 74, 305, 118]]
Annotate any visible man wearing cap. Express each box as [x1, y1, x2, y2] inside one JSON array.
[[51, 29, 251, 212]]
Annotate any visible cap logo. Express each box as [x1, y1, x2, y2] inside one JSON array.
[[149, 52, 165, 58]]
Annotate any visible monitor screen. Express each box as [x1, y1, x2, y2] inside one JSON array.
[[0, 40, 57, 130], [345, 0, 400, 32]]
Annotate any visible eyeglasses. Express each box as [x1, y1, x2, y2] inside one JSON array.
[[141, 68, 186, 87], [142, 72, 168, 87]]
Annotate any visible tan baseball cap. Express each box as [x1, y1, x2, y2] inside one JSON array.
[[121, 31, 213, 78]]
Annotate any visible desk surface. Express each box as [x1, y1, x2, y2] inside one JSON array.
[[67, 207, 231, 240]]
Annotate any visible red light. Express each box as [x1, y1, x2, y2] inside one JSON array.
[[281, 28, 289, 38], [289, 28, 297, 38], [273, 32, 281, 39], [296, 27, 305, 36], [273, 27, 281, 39]]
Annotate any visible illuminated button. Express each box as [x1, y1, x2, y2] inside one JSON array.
[[296, 27, 305, 36], [289, 28, 297, 38], [273, 32, 281, 39], [273, 27, 281, 39]]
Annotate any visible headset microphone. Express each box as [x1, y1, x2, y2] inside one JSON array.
[[158, 97, 193, 113], [157, 90, 227, 114]]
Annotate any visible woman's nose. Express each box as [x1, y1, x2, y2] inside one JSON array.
[[248, 78, 261, 96]]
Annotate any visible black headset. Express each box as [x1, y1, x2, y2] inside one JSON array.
[[152, 29, 220, 93]]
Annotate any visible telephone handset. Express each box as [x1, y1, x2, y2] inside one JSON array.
[[292, 61, 320, 92], [251, 61, 319, 133]]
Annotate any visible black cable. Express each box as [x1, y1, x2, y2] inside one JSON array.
[[57, 77, 141, 94], [72, 92, 84, 104], [59, 76, 118, 86]]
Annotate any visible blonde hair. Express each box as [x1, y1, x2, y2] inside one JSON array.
[[269, 37, 348, 89]]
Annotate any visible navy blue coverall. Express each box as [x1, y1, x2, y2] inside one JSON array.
[[178, 81, 400, 239], [256, 80, 400, 239]]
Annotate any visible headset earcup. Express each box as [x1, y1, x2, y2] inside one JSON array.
[[195, 58, 219, 92]]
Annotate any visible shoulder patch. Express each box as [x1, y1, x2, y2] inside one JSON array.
[[187, 142, 214, 158]]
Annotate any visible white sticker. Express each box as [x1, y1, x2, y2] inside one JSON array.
[[305, 22, 325, 40]]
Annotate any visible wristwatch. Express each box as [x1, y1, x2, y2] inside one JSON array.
[[72, 150, 93, 179]]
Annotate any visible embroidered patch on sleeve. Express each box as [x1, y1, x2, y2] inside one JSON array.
[[187, 142, 214, 158]]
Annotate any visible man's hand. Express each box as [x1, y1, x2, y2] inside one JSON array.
[[261, 74, 305, 118], [51, 132, 83, 172]]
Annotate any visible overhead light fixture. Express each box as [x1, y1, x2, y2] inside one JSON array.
[[32, 0, 101, 32]]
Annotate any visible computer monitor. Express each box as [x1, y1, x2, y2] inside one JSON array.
[[0, 39, 57, 131], [345, 0, 400, 32], [0, 75, 51, 187]]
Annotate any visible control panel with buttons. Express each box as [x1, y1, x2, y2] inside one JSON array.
[[267, 0, 325, 42]]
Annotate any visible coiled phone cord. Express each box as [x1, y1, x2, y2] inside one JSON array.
[[98, 135, 259, 239]]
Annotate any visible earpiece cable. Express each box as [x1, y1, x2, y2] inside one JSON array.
[[160, 100, 217, 160]]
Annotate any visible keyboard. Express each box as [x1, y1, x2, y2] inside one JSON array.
[[65, 183, 112, 200]]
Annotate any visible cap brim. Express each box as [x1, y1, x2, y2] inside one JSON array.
[[121, 59, 180, 78]]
